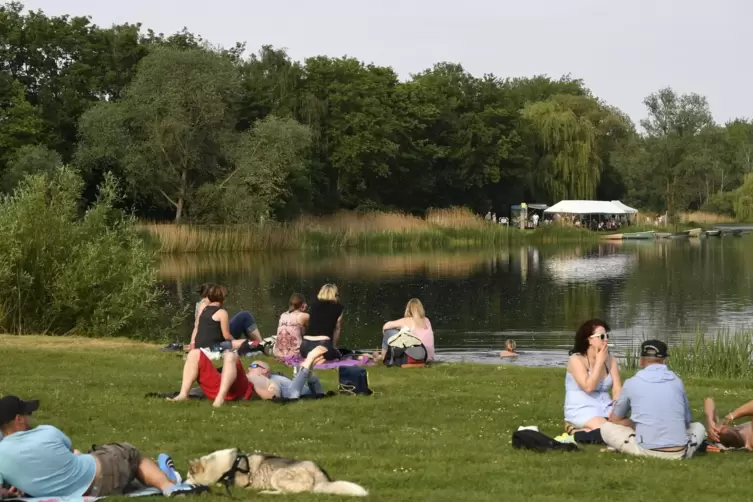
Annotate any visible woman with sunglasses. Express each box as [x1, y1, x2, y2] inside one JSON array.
[[564, 318, 623, 432]]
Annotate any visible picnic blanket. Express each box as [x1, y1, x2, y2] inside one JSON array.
[[5, 487, 162, 502], [281, 355, 374, 369], [145, 389, 338, 404]]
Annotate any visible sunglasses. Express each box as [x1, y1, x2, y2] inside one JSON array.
[[590, 332, 610, 341], [248, 363, 267, 369]]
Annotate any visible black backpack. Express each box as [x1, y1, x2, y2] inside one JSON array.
[[512, 430, 580, 452]]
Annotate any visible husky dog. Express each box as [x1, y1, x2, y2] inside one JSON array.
[[186, 448, 368, 497]]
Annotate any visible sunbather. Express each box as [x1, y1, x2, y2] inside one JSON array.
[[246, 346, 328, 400], [0, 396, 196, 498], [169, 348, 268, 407], [704, 397, 753, 449], [193, 283, 262, 347]]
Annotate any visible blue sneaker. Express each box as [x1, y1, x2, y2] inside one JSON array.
[[158, 453, 182, 484]]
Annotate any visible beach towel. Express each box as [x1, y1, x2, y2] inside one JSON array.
[[281, 354, 374, 369], [146, 390, 338, 404], [5, 487, 163, 502]]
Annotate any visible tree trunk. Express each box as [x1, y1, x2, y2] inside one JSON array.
[[174, 198, 184, 223]]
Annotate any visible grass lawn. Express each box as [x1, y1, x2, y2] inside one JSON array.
[[1, 336, 751, 501]]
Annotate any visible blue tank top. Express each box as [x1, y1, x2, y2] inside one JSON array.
[[564, 359, 613, 425]]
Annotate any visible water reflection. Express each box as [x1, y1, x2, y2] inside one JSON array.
[[159, 237, 753, 366]]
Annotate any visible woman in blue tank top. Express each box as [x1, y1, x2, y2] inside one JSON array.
[[564, 319, 623, 431]]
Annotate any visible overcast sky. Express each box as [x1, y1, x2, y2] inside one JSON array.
[[21, 0, 753, 124]]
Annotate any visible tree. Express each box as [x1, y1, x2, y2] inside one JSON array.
[[734, 173, 753, 221], [77, 47, 242, 222], [191, 115, 312, 223], [0, 78, 44, 171], [616, 88, 716, 219], [2, 144, 62, 193]]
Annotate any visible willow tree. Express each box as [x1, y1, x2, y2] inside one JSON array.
[[522, 95, 606, 201]]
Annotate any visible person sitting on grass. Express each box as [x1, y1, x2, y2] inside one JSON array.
[[0, 396, 197, 498], [704, 397, 753, 450], [274, 293, 310, 360], [600, 340, 706, 459], [377, 298, 435, 362], [245, 346, 329, 400], [301, 284, 344, 361], [188, 285, 252, 354], [499, 339, 518, 357], [563, 319, 622, 433], [193, 283, 263, 347]]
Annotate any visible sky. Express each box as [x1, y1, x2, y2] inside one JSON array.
[[21, 0, 753, 125]]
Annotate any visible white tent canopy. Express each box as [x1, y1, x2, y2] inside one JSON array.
[[610, 200, 638, 214], [544, 200, 625, 215]]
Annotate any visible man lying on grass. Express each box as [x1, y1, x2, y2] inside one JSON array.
[[600, 340, 706, 459], [0, 396, 197, 498], [246, 345, 329, 400], [169, 344, 328, 406], [704, 397, 753, 450]]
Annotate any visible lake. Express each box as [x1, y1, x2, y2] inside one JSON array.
[[159, 235, 753, 367]]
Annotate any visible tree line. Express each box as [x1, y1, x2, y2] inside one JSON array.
[[2, 1, 752, 223]]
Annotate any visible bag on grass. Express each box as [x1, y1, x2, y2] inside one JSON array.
[[383, 329, 427, 367], [512, 429, 580, 452], [338, 366, 373, 396]]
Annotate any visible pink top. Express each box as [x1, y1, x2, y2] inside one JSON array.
[[412, 318, 435, 361]]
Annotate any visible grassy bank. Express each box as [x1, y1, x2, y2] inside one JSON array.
[[3, 336, 753, 501], [139, 208, 600, 253]]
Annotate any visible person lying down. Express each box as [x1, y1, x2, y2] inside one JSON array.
[[705, 397, 753, 450], [246, 345, 329, 400]]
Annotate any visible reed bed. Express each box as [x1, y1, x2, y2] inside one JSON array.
[[623, 329, 753, 379], [140, 208, 601, 253]]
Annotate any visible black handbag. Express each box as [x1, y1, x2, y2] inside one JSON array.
[[512, 430, 580, 452], [338, 366, 373, 396]]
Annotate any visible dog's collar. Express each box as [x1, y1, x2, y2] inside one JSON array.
[[218, 452, 251, 496]]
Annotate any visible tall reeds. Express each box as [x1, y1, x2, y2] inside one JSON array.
[[623, 329, 753, 380], [139, 208, 600, 253]]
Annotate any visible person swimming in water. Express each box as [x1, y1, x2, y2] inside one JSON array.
[[499, 339, 518, 358]]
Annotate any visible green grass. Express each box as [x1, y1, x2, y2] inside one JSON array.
[[3, 336, 752, 501]]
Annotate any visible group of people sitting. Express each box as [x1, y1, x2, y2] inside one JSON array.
[[170, 282, 436, 407], [559, 318, 752, 458]]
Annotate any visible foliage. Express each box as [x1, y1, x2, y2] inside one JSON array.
[[2, 144, 62, 192], [1, 2, 752, 221], [734, 173, 753, 221], [0, 167, 179, 336]]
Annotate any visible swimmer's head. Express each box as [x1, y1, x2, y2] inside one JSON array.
[[505, 339, 517, 352]]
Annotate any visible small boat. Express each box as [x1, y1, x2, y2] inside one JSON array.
[[704, 230, 721, 237], [602, 233, 624, 240], [622, 231, 655, 240], [655, 232, 672, 239], [688, 228, 703, 238], [721, 229, 744, 237], [669, 231, 690, 239]]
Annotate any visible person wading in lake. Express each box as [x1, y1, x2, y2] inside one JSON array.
[[601, 340, 706, 459], [300, 284, 344, 361]]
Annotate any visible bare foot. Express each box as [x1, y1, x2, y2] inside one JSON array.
[[309, 345, 329, 359], [168, 395, 189, 403], [212, 397, 225, 408]]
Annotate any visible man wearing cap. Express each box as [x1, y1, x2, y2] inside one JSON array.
[[600, 340, 706, 459], [0, 396, 194, 497]]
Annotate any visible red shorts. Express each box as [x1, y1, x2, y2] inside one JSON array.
[[198, 351, 254, 401]]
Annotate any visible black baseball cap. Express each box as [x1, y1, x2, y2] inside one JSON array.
[[640, 340, 669, 358], [0, 396, 39, 426]]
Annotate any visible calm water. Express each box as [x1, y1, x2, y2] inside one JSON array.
[[160, 235, 753, 367]]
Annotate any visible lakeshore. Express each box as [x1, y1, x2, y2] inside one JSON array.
[[3, 335, 753, 501]]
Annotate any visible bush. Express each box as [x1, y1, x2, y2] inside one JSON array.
[[700, 191, 736, 217], [0, 167, 183, 337]]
